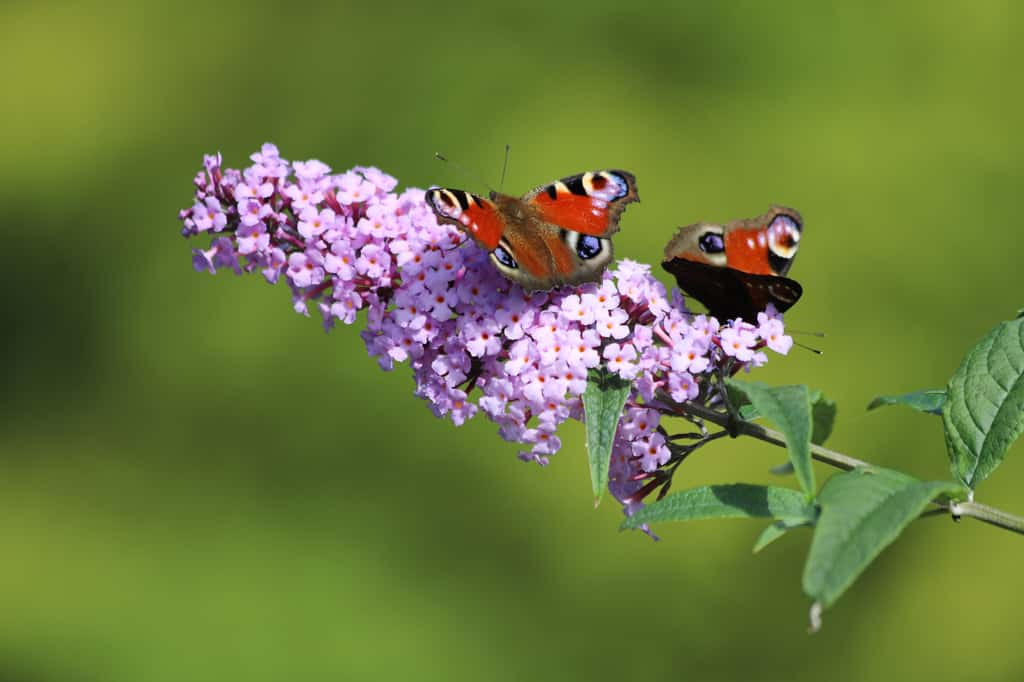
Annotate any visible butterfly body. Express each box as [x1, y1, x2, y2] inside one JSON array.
[[426, 170, 638, 291], [662, 206, 803, 322]]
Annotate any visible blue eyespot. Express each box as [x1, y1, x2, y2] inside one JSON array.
[[698, 232, 725, 254], [492, 245, 518, 269], [771, 214, 800, 232], [769, 215, 801, 248], [576, 234, 603, 260]]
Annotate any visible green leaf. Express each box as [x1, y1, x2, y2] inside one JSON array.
[[802, 468, 965, 609], [739, 403, 760, 421], [583, 367, 632, 505], [726, 383, 759, 419], [811, 392, 837, 445], [728, 380, 815, 500], [621, 484, 814, 529], [867, 389, 946, 416], [943, 316, 1024, 489], [753, 517, 814, 553]]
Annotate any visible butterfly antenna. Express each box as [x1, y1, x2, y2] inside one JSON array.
[[434, 152, 497, 194], [794, 341, 823, 355], [787, 328, 826, 338], [787, 327, 825, 354], [499, 144, 511, 193]]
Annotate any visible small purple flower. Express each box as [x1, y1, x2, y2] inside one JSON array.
[[294, 159, 332, 182], [758, 308, 794, 355], [330, 290, 363, 325], [462, 319, 503, 358], [561, 293, 597, 326], [719, 325, 759, 362], [355, 165, 398, 193], [237, 221, 270, 256], [287, 250, 325, 288], [495, 302, 534, 341], [284, 183, 324, 212], [336, 171, 377, 205], [297, 207, 335, 242], [328, 237, 359, 277], [235, 180, 274, 201], [670, 337, 710, 375], [261, 247, 286, 284], [238, 197, 272, 227], [603, 342, 640, 380], [632, 431, 670, 472], [192, 237, 240, 275], [668, 370, 699, 403], [192, 196, 228, 233], [594, 306, 630, 339]]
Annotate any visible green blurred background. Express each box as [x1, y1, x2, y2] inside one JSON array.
[[3, 1, 1023, 680]]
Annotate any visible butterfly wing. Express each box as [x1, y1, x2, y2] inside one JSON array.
[[662, 206, 803, 322], [424, 188, 505, 250], [661, 259, 803, 322], [522, 170, 639, 236]]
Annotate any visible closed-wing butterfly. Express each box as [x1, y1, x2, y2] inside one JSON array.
[[425, 170, 639, 291], [662, 206, 803, 323]]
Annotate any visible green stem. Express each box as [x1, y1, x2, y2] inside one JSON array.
[[951, 501, 1024, 536], [679, 401, 1024, 536]]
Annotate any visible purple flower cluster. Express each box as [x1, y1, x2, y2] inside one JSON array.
[[179, 144, 793, 525]]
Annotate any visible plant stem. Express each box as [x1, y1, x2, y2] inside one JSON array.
[[678, 401, 1024, 536]]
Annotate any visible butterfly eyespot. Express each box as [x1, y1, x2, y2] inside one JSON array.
[[426, 189, 469, 222], [768, 214, 801, 261], [769, 214, 800, 239], [492, 245, 518, 270], [698, 232, 725, 254], [576, 235, 603, 260], [562, 230, 609, 264], [584, 172, 630, 201]]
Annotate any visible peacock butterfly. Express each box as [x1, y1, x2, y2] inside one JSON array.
[[662, 205, 803, 323], [425, 170, 639, 291]]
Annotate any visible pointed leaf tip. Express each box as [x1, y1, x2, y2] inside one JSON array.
[[811, 391, 837, 445], [621, 484, 815, 529], [752, 517, 813, 553], [868, 389, 945, 416], [942, 316, 1024, 489]]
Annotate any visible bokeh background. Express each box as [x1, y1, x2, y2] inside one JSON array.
[[3, 1, 1023, 680]]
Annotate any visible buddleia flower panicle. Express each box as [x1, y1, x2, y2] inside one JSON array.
[[179, 144, 793, 535]]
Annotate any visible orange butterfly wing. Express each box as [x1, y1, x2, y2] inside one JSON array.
[[523, 171, 638, 236], [424, 188, 505, 250]]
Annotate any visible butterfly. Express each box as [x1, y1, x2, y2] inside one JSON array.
[[661, 205, 803, 323], [425, 170, 639, 291]]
